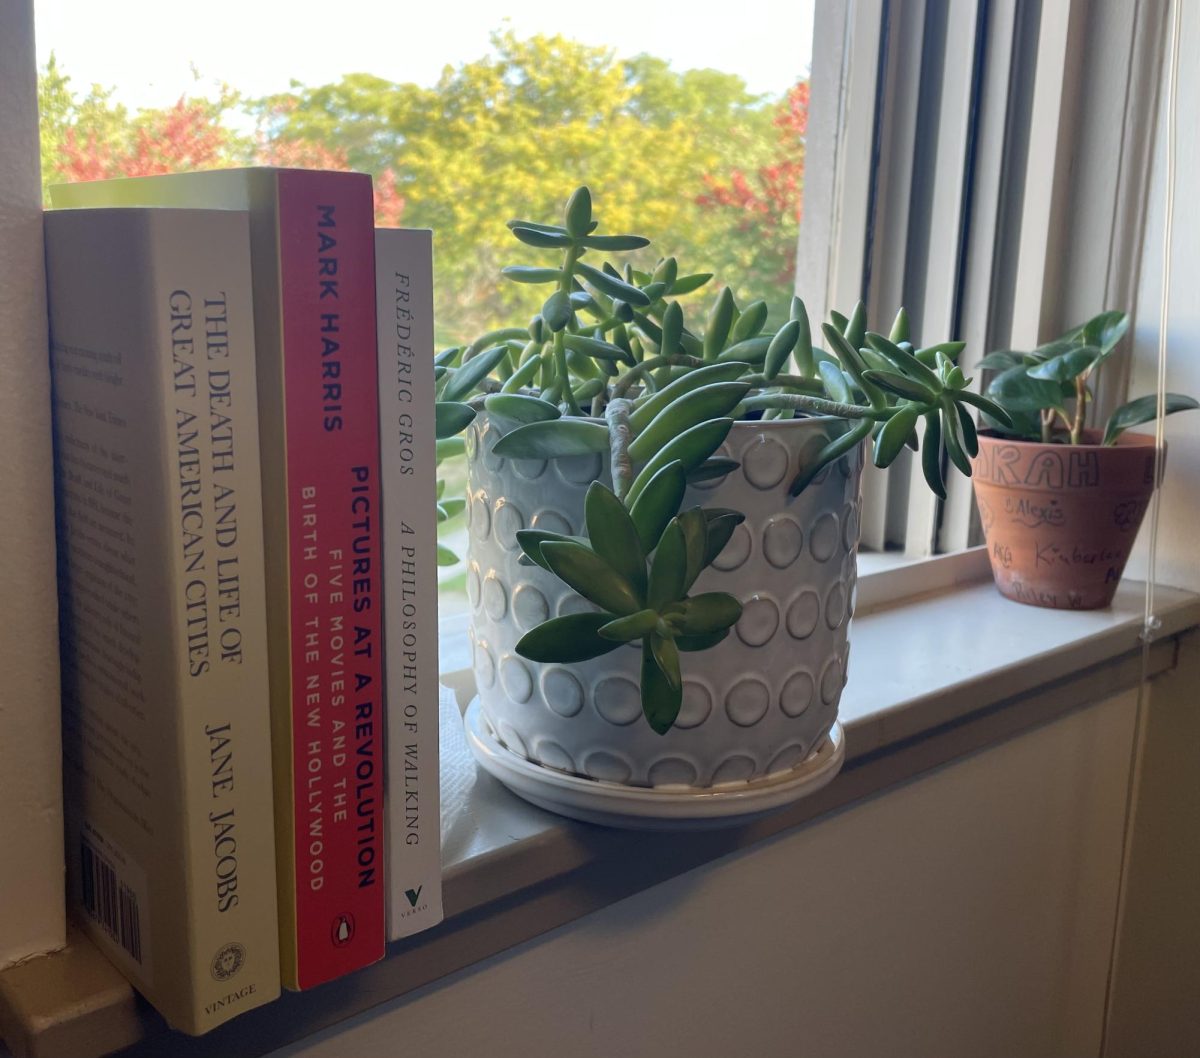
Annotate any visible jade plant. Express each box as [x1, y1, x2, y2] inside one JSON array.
[[434, 187, 1011, 733], [979, 311, 1198, 445]]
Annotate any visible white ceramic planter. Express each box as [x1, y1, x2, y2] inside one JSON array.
[[466, 414, 864, 790]]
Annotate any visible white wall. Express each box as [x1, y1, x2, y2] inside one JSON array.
[[0, 0, 65, 970], [273, 692, 1137, 1058], [1126, 0, 1200, 593]]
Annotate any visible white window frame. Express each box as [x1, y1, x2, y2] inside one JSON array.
[[798, 0, 1171, 566]]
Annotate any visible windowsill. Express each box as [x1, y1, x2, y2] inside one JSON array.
[[4, 570, 1198, 1058]]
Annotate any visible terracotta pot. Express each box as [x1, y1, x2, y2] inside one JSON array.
[[970, 430, 1158, 610]]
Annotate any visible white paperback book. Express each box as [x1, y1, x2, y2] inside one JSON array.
[[45, 207, 280, 1033], [375, 228, 444, 938]]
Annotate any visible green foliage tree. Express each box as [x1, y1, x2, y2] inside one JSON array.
[[254, 30, 799, 345]]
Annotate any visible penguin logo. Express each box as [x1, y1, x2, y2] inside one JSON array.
[[331, 913, 355, 947]]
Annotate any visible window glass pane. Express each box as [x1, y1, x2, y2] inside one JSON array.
[[36, 1, 819, 617]]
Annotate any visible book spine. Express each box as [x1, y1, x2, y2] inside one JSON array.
[[275, 171, 386, 986], [375, 229, 444, 940], [49, 209, 280, 1034], [152, 215, 281, 1032]]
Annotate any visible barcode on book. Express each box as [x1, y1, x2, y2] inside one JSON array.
[[81, 835, 144, 965]]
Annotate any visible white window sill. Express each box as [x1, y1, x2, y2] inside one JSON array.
[[5, 567, 1197, 1058]]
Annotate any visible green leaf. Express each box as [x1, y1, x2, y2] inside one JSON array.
[[563, 332, 634, 363], [652, 257, 678, 287], [675, 592, 742, 635], [889, 307, 910, 344], [564, 186, 592, 237], [730, 300, 769, 343], [986, 363, 1068, 413], [515, 529, 585, 572], [506, 219, 568, 235], [483, 393, 561, 425], [641, 638, 683, 735], [502, 266, 562, 285], [659, 301, 683, 358], [764, 319, 802, 381], [792, 298, 814, 377], [940, 398, 973, 476], [579, 233, 651, 251], [576, 261, 651, 306], [437, 498, 466, 522], [648, 520, 688, 609], [436, 543, 459, 566], [492, 419, 610, 459], [510, 225, 573, 249], [1103, 393, 1199, 445], [789, 419, 872, 495], [873, 405, 920, 468], [829, 309, 849, 333], [435, 347, 463, 367], [843, 300, 867, 349], [956, 402, 979, 458], [703, 286, 736, 359], [976, 350, 1025, 372], [516, 613, 620, 663], [598, 609, 660, 642], [435, 401, 476, 439], [863, 369, 938, 402], [677, 508, 708, 593], [669, 272, 713, 296], [629, 360, 748, 432], [625, 418, 734, 507], [1080, 310, 1129, 356], [629, 460, 688, 552], [585, 482, 647, 600], [686, 457, 740, 484], [702, 509, 745, 566], [914, 341, 966, 367], [628, 381, 750, 463], [650, 634, 681, 690], [956, 389, 1014, 429], [542, 290, 574, 332], [1026, 345, 1102, 383], [541, 541, 643, 616], [864, 332, 943, 390], [440, 344, 508, 403], [715, 335, 773, 365], [818, 360, 854, 404], [920, 412, 946, 499]]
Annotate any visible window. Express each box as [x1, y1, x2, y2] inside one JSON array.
[[36, 0, 1166, 629], [36, 0, 823, 622]]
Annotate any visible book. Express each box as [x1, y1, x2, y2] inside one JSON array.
[[375, 228, 444, 939], [54, 169, 387, 988], [45, 207, 280, 1034]]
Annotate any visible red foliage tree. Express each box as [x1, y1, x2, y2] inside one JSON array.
[[696, 81, 809, 288], [58, 99, 228, 182]]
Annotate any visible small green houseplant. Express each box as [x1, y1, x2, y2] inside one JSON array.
[[972, 312, 1196, 609], [434, 187, 1006, 752]]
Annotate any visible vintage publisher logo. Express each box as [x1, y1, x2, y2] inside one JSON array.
[[210, 942, 246, 982], [405, 886, 423, 908], [331, 913, 356, 947]]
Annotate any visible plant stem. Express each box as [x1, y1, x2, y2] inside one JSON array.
[[604, 398, 635, 500], [739, 393, 897, 420], [1070, 375, 1089, 445], [1040, 408, 1054, 443], [612, 354, 705, 398]]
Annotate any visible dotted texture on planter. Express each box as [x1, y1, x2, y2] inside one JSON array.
[[467, 416, 863, 789]]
